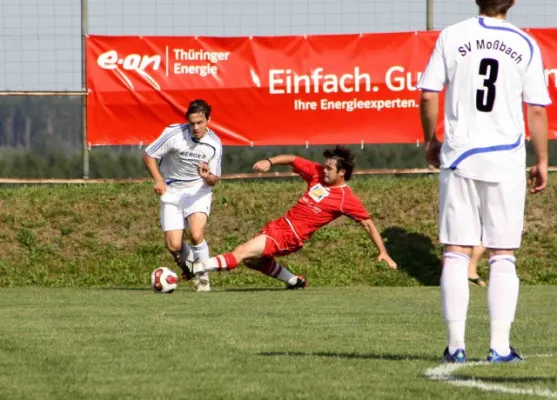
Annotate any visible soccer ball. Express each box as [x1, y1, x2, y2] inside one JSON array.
[[150, 267, 179, 294]]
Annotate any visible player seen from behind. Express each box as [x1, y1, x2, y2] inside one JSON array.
[[418, 0, 550, 363]]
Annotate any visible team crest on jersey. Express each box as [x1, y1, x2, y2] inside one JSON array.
[[308, 184, 330, 203]]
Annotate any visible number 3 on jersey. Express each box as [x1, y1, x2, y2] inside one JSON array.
[[476, 58, 499, 112]]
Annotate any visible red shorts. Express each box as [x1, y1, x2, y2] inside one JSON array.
[[258, 217, 304, 258]]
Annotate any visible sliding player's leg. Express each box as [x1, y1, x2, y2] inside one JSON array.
[[183, 234, 268, 279], [244, 257, 307, 289], [184, 218, 306, 288]]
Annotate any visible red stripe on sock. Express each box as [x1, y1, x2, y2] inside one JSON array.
[[223, 253, 239, 270], [216, 256, 223, 271]]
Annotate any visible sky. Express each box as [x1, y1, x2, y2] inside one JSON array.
[[0, 0, 555, 91]]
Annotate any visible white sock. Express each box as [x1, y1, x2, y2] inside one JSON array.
[[196, 253, 239, 273], [181, 242, 193, 263], [200, 257, 221, 272], [488, 255, 519, 356], [441, 252, 470, 353], [276, 263, 297, 284], [192, 241, 210, 282], [490, 320, 512, 356], [192, 240, 210, 262]]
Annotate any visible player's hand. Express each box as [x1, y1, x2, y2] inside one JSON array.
[[377, 252, 397, 270], [198, 162, 211, 179], [253, 159, 272, 172], [528, 163, 548, 194], [425, 136, 442, 168], [153, 180, 167, 196]]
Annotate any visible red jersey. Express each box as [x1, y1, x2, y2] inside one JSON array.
[[281, 157, 370, 242]]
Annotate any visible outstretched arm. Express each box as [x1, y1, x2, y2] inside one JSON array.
[[360, 218, 397, 270], [253, 155, 297, 172]]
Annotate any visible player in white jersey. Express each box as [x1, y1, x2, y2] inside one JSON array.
[[418, 0, 550, 363], [143, 99, 223, 292]]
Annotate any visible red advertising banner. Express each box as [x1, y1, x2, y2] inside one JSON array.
[[86, 30, 557, 146]]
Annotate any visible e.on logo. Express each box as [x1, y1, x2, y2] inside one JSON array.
[[97, 50, 162, 91]]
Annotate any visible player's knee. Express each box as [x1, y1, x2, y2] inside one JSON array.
[[189, 230, 205, 245], [487, 249, 515, 258], [165, 239, 182, 254]]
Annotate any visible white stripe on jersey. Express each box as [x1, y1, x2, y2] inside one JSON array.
[[145, 125, 182, 156]]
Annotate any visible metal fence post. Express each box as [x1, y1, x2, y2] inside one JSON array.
[[426, 0, 434, 30], [81, 0, 89, 179]]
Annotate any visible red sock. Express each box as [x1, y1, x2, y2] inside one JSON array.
[[260, 259, 281, 277], [222, 253, 238, 270], [203, 252, 239, 272]]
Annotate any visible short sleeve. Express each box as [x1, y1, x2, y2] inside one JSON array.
[[523, 41, 552, 106], [341, 190, 371, 221], [145, 125, 181, 159], [417, 30, 448, 92], [292, 157, 324, 184], [208, 145, 222, 177]]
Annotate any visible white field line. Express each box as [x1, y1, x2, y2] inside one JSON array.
[[425, 354, 557, 398]]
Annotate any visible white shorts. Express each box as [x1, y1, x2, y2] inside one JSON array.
[[438, 169, 526, 249], [159, 188, 212, 232]]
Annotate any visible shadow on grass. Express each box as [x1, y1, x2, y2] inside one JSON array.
[[382, 226, 442, 286], [223, 287, 289, 292], [99, 287, 288, 293], [259, 350, 441, 362], [459, 376, 557, 384]]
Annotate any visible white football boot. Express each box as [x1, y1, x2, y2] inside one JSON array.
[[194, 271, 211, 292]]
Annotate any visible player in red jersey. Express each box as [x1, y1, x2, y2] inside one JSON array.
[[181, 145, 397, 288]]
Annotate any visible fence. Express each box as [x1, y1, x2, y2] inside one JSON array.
[[0, 0, 556, 179]]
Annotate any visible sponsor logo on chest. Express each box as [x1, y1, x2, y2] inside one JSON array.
[[179, 150, 208, 161], [299, 184, 331, 214], [308, 183, 330, 203]]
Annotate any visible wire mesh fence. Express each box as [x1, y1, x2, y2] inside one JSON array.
[[0, 0, 555, 178]]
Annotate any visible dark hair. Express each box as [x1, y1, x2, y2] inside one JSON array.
[[186, 99, 212, 119], [476, 0, 514, 17], [323, 145, 356, 181]]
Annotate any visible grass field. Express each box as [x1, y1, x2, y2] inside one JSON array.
[[1, 175, 556, 399], [0, 286, 556, 399], [0, 175, 556, 288]]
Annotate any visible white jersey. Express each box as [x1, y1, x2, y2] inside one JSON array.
[[145, 123, 222, 191], [418, 16, 551, 182]]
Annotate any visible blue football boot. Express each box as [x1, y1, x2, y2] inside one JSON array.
[[441, 347, 466, 363], [487, 347, 523, 363]]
